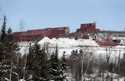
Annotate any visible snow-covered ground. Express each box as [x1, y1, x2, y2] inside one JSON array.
[[18, 37, 125, 61], [38, 37, 98, 48], [18, 37, 98, 55], [17, 37, 125, 81]]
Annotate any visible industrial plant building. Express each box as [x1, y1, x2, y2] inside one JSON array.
[[12, 23, 125, 46]]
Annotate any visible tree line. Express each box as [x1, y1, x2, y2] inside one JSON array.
[[0, 16, 66, 81]]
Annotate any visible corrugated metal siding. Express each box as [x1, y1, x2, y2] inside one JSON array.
[[13, 27, 69, 41]]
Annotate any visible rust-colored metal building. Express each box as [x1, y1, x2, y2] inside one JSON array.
[[79, 23, 98, 33], [13, 27, 69, 41]]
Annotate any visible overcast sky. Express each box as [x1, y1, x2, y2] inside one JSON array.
[[0, 0, 125, 32]]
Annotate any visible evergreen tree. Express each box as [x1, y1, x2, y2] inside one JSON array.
[[0, 16, 19, 81], [0, 16, 7, 41], [60, 53, 67, 81], [61, 53, 67, 71], [7, 27, 12, 34], [26, 42, 48, 81], [0, 16, 7, 61], [48, 46, 66, 81]]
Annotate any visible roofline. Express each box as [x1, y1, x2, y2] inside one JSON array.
[[96, 30, 125, 33]]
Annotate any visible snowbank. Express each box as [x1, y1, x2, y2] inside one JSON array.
[[38, 37, 99, 48], [18, 37, 125, 61], [37, 37, 99, 57]]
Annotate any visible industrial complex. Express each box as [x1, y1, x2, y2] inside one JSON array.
[[13, 23, 125, 47]]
